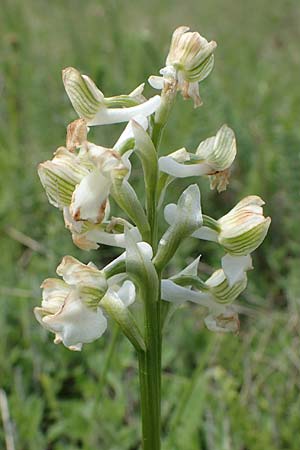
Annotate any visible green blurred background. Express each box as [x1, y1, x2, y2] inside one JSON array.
[[1, 0, 300, 449]]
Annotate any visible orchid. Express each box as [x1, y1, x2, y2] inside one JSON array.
[[63, 67, 161, 125], [38, 117, 149, 249], [35, 254, 144, 351], [159, 124, 237, 192], [161, 250, 250, 333], [149, 26, 216, 107], [35, 26, 270, 450]]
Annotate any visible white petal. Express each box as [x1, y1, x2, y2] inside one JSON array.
[[56, 255, 107, 291], [204, 307, 239, 333], [163, 184, 202, 229], [121, 150, 133, 181], [164, 203, 177, 225], [113, 116, 148, 151], [148, 75, 165, 90], [136, 242, 153, 260], [88, 96, 161, 126], [103, 240, 152, 273], [171, 256, 201, 278], [161, 280, 212, 306], [40, 278, 70, 313], [159, 65, 177, 78], [192, 226, 219, 242], [82, 226, 142, 249], [117, 280, 136, 307], [43, 291, 107, 348], [129, 83, 145, 100], [70, 169, 110, 223], [159, 156, 211, 177], [106, 273, 128, 288], [221, 253, 253, 286]]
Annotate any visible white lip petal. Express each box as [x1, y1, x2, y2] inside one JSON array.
[[71, 170, 110, 223], [204, 308, 239, 333], [43, 292, 107, 348], [117, 280, 136, 307], [221, 253, 253, 287], [159, 156, 210, 177], [161, 279, 212, 306], [87, 95, 161, 126]]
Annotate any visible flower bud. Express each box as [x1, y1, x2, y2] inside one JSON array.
[[218, 196, 271, 256]]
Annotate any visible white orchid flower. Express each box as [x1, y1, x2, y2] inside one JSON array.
[[159, 125, 236, 192], [34, 256, 137, 350], [39, 117, 149, 249], [149, 26, 217, 107], [34, 256, 108, 350], [62, 67, 161, 126], [63, 208, 142, 251], [193, 196, 271, 283], [38, 144, 126, 224], [161, 254, 250, 333]]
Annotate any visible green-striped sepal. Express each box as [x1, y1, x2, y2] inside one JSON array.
[[38, 147, 90, 209], [218, 196, 271, 256]]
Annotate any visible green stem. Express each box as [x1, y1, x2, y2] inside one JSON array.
[[136, 77, 178, 450], [138, 301, 161, 450], [137, 251, 162, 450]]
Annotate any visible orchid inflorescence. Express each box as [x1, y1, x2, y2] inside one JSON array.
[[35, 25, 271, 450], [35, 26, 270, 353]]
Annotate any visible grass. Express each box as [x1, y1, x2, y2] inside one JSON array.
[[0, 0, 300, 448]]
